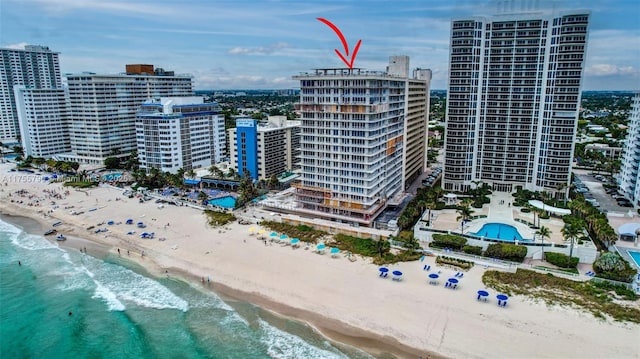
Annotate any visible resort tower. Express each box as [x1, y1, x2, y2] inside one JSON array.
[[0, 45, 61, 142], [443, 1, 590, 197], [292, 56, 431, 227], [618, 94, 640, 208]]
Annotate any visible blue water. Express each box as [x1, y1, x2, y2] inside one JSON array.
[[472, 223, 526, 241], [102, 173, 122, 181], [208, 196, 236, 209], [0, 218, 371, 359], [628, 250, 640, 268]]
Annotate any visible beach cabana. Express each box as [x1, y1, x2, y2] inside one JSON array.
[[316, 243, 326, 254], [392, 270, 403, 282], [496, 294, 509, 307], [446, 277, 459, 289], [477, 290, 489, 302], [444, 193, 458, 205], [330, 247, 340, 258], [428, 273, 439, 285], [290, 238, 300, 247]]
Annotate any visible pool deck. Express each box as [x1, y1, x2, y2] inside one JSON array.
[[429, 192, 566, 244]]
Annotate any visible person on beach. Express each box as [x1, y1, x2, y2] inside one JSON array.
[[127, 249, 130, 256], [18, 261, 21, 266]]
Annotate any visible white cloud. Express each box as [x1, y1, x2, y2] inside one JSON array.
[[586, 64, 639, 77], [3, 42, 29, 49], [228, 42, 293, 55]]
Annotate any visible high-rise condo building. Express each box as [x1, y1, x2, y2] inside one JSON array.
[[292, 56, 431, 227], [443, 1, 589, 197], [228, 116, 301, 181], [0, 45, 61, 141], [14, 87, 70, 158], [618, 94, 640, 208], [136, 97, 225, 174], [58, 65, 193, 164]]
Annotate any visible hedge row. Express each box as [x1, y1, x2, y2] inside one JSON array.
[[485, 243, 527, 262], [462, 245, 483, 255], [544, 252, 579, 269], [431, 234, 467, 250], [436, 255, 474, 270]]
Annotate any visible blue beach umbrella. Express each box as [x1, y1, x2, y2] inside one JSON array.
[[316, 243, 326, 251], [330, 247, 339, 254], [270, 232, 278, 237], [290, 238, 300, 245], [280, 234, 288, 240]]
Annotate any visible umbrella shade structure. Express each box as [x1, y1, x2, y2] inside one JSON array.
[[392, 270, 403, 282], [446, 277, 459, 289], [248, 227, 256, 232], [497, 294, 509, 307], [448, 278, 459, 284], [258, 229, 266, 235], [477, 290, 489, 301], [316, 243, 326, 252], [290, 238, 300, 246], [107, 220, 115, 225], [330, 247, 339, 254], [392, 270, 403, 276], [280, 234, 288, 239], [379, 267, 389, 273], [126, 219, 134, 225], [428, 273, 439, 285], [270, 232, 278, 237]]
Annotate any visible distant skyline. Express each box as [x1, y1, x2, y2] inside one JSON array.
[[1, 0, 639, 90]]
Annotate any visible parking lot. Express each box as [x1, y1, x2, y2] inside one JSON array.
[[574, 170, 634, 214]]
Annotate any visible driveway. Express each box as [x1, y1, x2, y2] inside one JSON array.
[[573, 170, 630, 214]]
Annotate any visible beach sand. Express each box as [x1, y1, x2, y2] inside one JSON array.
[[1, 165, 638, 359]]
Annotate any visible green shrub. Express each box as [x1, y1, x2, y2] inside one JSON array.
[[520, 207, 531, 213], [431, 234, 467, 250], [539, 212, 550, 219], [593, 252, 637, 283], [203, 210, 236, 227], [485, 243, 527, 262], [436, 255, 474, 270], [435, 202, 446, 210], [63, 181, 98, 188], [462, 245, 483, 255], [544, 252, 579, 269]]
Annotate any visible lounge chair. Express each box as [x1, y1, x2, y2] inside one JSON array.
[[423, 264, 431, 271]]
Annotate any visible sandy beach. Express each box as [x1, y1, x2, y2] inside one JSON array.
[[1, 164, 638, 358]]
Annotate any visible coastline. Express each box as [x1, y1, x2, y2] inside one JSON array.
[[1, 171, 638, 359], [0, 208, 434, 359]]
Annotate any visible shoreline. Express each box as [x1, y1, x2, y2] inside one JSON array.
[[0, 208, 435, 359], [1, 171, 638, 359]]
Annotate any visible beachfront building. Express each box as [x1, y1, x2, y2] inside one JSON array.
[[57, 64, 193, 165], [227, 116, 301, 181], [443, 1, 590, 198], [292, 56, 431, 227], [13, 86, 70, 158], [0, 45, 62, 142], [618, 94, 640, 208], [136, 97, 225, 174]]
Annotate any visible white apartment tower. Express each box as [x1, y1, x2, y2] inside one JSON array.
[[443, 2, 590, 197], [60, 65, 193, 164], [618, 94, 640, 208], [0, 45, 61, 141], [293, 57, 431, 227], [136, 97, 225, 174], [227, 116, 301, 181], [14, 87, 70, 158]]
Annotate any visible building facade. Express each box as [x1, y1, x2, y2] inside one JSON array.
[[0, 45, 61, 141], [228, 116, 301, 181], [618, 94, 640, 208], [443, 3, 590, 197], [14, 87, 70, 158], [292, 57, 430, 227], [59, 65, 193, 164], [136, 97, 224, 174]]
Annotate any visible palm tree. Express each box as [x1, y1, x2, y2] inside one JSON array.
[[456, 201, 474, 234], [561, 223, 582, 260], [535, 226, 552, 261], [185, 169, 196, 179], [374, 238, 390, 257]]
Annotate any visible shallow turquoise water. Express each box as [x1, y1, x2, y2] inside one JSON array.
[[628, 250, 640, 268], [0, 219, 371, 359], [472, 223, 526, 241], [208, 196, 236, 209]]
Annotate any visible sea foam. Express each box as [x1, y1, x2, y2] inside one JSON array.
[[258, 319, 349, 359]]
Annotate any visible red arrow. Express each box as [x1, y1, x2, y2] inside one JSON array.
[[317, 18, 362, 69]]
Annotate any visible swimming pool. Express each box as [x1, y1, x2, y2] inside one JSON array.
[[208, 196, 236, 209], [472, 223, 526, 242], [628, 250, 640, 268], [102, 173, 122, 181]]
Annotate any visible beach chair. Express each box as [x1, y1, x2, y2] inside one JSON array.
[[458, 273, 464, 278], [423, 264, 431, 271]]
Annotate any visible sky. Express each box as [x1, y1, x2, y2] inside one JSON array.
[[1, 0, 639, 90]]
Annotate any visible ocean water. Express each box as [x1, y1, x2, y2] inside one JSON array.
[[0, 219, 372, 359]]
